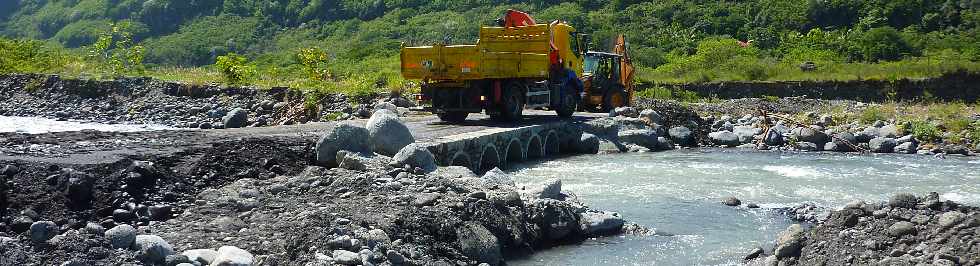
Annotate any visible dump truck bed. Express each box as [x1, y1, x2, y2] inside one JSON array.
[[401, 24, 554, 81]]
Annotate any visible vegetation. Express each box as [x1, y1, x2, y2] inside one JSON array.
[[848, 102, 980, 144], [0, 0, 978, 89]]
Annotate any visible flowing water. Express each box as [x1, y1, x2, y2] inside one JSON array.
[[0, 116, 174, 134], [507, 149, 980, 266]]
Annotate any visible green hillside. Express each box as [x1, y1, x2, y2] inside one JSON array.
[[1, 0, 979, 92]]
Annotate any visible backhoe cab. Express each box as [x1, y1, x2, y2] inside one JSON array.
[[581, 35, 635, 112]]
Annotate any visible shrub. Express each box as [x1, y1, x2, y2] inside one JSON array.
[[296, 47, 331, 81], [0, 38, 66, 74], [858, 106, 893, 124], [905, 120, 941, 142], [214, 53, 256, 85], [854, 27, 916, 62], [89, 22, 145, 76]]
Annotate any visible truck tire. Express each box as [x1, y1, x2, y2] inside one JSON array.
[[556, 91, 577, 118], [497, 86, 524, 121], [438, 111, 469, 123], [601, 88, 627, 112]]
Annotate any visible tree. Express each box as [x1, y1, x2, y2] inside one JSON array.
[[855, 27, 916, 62]]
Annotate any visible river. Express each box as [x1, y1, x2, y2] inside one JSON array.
[[507, 149, 980, 265], [0, 116, 174, 134]]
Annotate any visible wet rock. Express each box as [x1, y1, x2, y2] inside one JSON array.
[[182, 249, 218, 265], [222, 108, 248, 129], [855, 127, 879, 143], [668, 126, 694, 146], [386, 250, 405, 264], [639, 109, 662, 124], [30, 221, 59, 244], [794, 141, 819, 151], [831, 132, 857, 152], [212, 246, 254, 266], [823, 142, 840, 152], [894, 141, 917, 154], [887, 221, 915, 237], [530, 179, 562, 200], [708, 131, 740, 147], [132, 235, 174, 263], [332, 250, 361, 265], [722, 196, 742, 206], [366, 109, 414, 156], [315, 121, 371, 166], [112, 209, 136, 222], [456, 222, 502, 266], [889, 192, 918, 209], [869, 137, 897, 153], [745, 247, 764, 261], [1, 164, 20, 176], [572, 133, 600, 154], [774, 224, 804, 258], [389, 143, 437, 173], [618, 129, 662, 150], [148, 204, 173, 221], [792, 127, 830, 146], [764, 129, 784, 146], [942, 145, 970, 155], [105, 224, 137, 249], [579, 211, 625, 236], [165, 255, 192, 266]]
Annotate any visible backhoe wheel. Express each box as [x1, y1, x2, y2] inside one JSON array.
[[602, 88, 627, 112], [437, 111, 469, 123], [497, 86, 524, 121], [556, 91, 577, 118]]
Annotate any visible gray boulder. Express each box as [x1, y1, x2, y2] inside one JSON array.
[[639, 109, 662, 124], [315, 122, 371, 166], [529, 179, 562, 200], [855, 127, 879, 143], [774, 224, 804, 258], [823, 142, 840, 152], [374, 102, 398, 113], [887, 221, 916, 237], [733, 126, 762, 143], [937, 211, 966, 229], [332, 250, 360, 265], [366, 110, 414, 156], [572, 133, 600, 154], [211, 246, 254, 266], [889, 192, 918, 209], [943, 145, 970, 155], [708, 131, 740, 147], [792, 127, 830, 146], [869, 137, 897, 153], [480, 168, 516, 188], [65, 172, 94, 205], [878, 124, 900, 138], [30, 221, 58, 244], [105, 224, 137, 249], [831, 132, 857, 152], [182, 249, 218, 265], [612, 107, 639, 118], [390, 143, 437, 173], [668, 126, 694, 146], [722, 196, 741, 206], [132, 235, 174, 263], [894, 142, 917, 154], [456, 222, 502, 265], [618, 129, 662, 150], [579, 211, 625, 236], [222, 108, 248, 129], [764, 129, 784, 146]]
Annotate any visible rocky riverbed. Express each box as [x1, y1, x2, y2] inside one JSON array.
[[748, 192, 980, 266], [0, 106, 636, 265]]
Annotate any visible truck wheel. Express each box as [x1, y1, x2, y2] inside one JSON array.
[[556, 92, 577, 118], [602, 88, 627, 112], [497, 87, 524, 121], [438, 111, 468, 123]]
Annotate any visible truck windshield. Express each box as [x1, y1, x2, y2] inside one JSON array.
[[584, 56, 597, 75]]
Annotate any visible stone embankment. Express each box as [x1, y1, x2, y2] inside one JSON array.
[[0, 74, 412, 129]]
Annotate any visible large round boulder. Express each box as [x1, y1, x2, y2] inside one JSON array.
[[708, 131, 740, 147], [572, 133, 600, 154], [618, 129, 662, 150], [366, 110, 414, 156], [105, 224, 137, 249], [791, 127, 829, 146], [869, 137, 897, 153], [211, 246, 254, 266], [668, 126, 694, 146], [30, 221, 59, 244], [639, 109, 663, 124], [315, 121, 371, 166], [222, 108, 248, 129], [132, 235, 174, 263], [390, 143, 437, 173]]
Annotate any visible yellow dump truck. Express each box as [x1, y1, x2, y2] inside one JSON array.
[[401, 11, 587, 122]]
